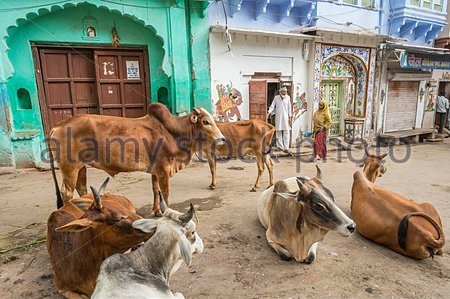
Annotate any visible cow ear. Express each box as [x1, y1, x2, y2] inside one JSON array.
[[178, 235, 192, 267], [276, 191, 298, 201], [132, 219, 158, 234], [190, 115, 198, 123], [55, 218, 93, 232]]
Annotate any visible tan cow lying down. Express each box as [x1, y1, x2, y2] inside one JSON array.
[[47, 178, 150, 299], [351, 150, 445, 259], [49, 103, 225, 215], [257, 166, 356, 263], [201, 119, 275, 191]]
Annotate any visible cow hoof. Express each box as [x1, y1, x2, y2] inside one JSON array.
[[304, 253, 316, 264], [154, 210, 163, 217], [250, 188, 257, 192], [209, 185, 216, 190], [278, 252, 292, 261]]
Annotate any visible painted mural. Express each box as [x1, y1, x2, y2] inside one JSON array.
[[426, 82, 437, 111], [292, 83, 308, 123], [321, 56, 355, 78], [214, 83, 244, 121]]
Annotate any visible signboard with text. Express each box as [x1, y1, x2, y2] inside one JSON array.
[[400, 52, 450, 70]]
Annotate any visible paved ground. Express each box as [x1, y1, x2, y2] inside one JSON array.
[[0, 140, 449, 298]]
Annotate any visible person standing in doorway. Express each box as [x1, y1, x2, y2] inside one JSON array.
[[436, 91, 449, 134], [268, 86, 292, 152], [313, 100, 332, 161]]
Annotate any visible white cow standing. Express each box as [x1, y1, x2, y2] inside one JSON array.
[[91, 195, 204, 299]]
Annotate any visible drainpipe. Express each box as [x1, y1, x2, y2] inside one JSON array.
[[378, 0, 383, 35], [184, 0, 195, 110]]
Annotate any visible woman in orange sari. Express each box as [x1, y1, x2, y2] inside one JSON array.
[[313, 100, 332, 160]]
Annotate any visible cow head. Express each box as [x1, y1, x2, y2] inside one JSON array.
[[191, 107, 226, 145], [277, 166, 356, 237], [132, 193, 204, 267], [55, 178, 150, 250], [357, 147, 388, 183]]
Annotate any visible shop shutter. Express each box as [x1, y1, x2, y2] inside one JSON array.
[[385, 81, 419, 132]]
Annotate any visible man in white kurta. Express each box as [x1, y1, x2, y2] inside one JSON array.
[[268, 87, 292, 151]]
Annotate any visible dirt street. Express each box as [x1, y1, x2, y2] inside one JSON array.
[[0, 141, 449, 299]]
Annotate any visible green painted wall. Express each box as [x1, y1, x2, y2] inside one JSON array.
[[0, 0, 212, 168]]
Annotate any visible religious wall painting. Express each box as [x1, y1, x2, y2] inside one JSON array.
[[321, 56, 355, 78], [293, 83, 308, 123], [214, 82, 244, 121], [426, 83, 437, 111], [346, 79, 355, 116]]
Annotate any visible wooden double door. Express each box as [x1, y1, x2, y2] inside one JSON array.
[[34, 46, 150, 133]]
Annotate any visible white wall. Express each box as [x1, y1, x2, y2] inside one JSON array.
[[209, 32, 312, 140]]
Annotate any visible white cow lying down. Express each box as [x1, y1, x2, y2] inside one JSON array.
[[257, 166, 356, 263], [91, 195, 204, 299]]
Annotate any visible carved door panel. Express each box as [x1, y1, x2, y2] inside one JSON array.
[[320, 81, 342, 136]]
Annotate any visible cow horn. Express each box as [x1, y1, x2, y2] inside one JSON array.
[[90, 186, 103, 210], [315, 165, 322, 180], [179, 203, 195, 224], [379, 152, 388, 160], [364, 146, 370, 157], [296, 178, 311, 195], [98, 177, 110, 195], [193, 107, 201, 115], [159, 192, 168, 213]]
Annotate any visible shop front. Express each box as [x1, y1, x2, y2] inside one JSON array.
[[376, 43, 450, 137]]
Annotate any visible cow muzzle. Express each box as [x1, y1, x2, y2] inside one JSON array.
[[215, 136, 227, 145], [338, 221, 356, 237]]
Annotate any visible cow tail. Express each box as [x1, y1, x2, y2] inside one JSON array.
[[48, 128, 64, 209], [397, 212, 445, 251]]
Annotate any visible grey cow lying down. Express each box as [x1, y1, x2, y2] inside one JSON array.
[[91, 195, 204, 299], [257, 166, 356, 263]]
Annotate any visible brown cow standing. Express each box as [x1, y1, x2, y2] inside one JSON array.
[[351, 150, 445, 259], [47, 179, 151, 299], [201, 119, 275, 191], [49, 103, 225, 215]]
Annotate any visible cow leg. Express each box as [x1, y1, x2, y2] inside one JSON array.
[[75, 166, 88, 197], [159, 171, 170, 205], [268, 240, 292, 261], [304, 242, 319, 264], [151, 175, 162, 217], [59, 290, 89, 299], [251, 153, 265, 192], [205, 151, 216, 190], [60, 169, 80, 204], [266, 231, 291, 260], [264, 154, 274, 188]]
